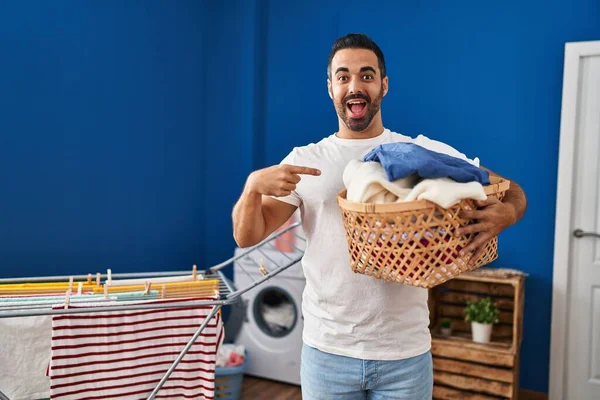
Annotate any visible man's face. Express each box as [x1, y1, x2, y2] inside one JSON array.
[[328, 48, 388, 132]]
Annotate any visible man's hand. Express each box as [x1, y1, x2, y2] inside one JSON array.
[[246, 164, 321, 197], [455, 196, 518, 264]]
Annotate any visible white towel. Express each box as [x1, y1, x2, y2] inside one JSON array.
[[343, 159, 487, 207], [0, 315, 52, 400], [343, 159, 417, 203], [404, 177, 487, 208]]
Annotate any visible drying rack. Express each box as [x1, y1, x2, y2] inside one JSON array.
[[0, 222, 305, 400]]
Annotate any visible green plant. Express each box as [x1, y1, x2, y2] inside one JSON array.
[[464, 297, 499, 324], [441, 318, 451, 329]]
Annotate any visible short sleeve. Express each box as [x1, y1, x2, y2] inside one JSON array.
[[414, 134, 481, 167], [269, 148, 302, 207]]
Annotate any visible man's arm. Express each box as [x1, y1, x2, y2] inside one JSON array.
[[232, 164, 320, 248], [457, 166, 527, 262], [232, 192, 297, 248]]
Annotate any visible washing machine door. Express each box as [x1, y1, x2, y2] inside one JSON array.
[[251, 285, 299, 339]]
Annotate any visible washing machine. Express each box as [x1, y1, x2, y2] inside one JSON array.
[[233, 244, 305, 385]]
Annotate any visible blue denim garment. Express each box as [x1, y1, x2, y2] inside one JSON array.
[[301, 344, 433, 399], [363, 142, 490, 185]]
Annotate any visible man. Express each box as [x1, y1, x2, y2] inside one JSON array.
[[232, 33, 526, 399]]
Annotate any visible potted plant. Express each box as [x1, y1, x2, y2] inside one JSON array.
[[464, 297, 499, 343], [440, 318, 452, 337]]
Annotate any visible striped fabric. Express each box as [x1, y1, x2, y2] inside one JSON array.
[[48, 298, 224, 400]]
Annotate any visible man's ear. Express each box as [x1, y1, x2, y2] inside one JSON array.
[[382, 76, 389, 97], [327, 79, 333, 100]]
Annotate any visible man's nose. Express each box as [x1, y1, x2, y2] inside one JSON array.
[[348, 78, 364, 95]]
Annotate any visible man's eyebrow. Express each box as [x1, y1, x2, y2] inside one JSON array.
[[360, 66, 377, 74], [334, 66, 377, 75]]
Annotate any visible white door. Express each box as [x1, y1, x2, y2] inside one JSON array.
[[554, 41, 600, 400]]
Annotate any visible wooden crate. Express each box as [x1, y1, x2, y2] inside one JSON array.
[[428, 268, 525, 400]]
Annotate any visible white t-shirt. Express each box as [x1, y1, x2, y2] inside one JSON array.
[[275, 128, 481, 360]]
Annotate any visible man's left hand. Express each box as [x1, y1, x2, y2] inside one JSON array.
[[455, 196, 517, 264]]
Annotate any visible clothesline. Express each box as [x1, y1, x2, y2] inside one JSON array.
[[0, 221, 305, 318]]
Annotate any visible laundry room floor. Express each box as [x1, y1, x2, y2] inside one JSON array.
[[239, 376, 549, 400], [241, 376, 302, 399]]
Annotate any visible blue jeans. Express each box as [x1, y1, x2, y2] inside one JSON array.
[[300, 344, 433, 399]]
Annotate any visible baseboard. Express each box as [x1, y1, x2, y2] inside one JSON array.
[[519, 389, 548, 400]]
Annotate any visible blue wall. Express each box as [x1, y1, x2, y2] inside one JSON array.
[[201, 0, 268, 269], [1, 0, 600, 393], [0, 1, 209, 276]]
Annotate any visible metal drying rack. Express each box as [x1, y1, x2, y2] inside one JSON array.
[[0, 222, 306, 400]]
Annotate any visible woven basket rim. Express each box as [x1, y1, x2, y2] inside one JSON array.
[[337, 176, 510, 213]]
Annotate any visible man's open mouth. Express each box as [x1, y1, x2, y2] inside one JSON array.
[[346, 99, 368, 119]]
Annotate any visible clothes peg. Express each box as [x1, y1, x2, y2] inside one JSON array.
[[87, 273, 92, 284], [107, 269, 112, 284], [104, 284, 108, 300], [96, 273, 101, 287], [64, 290, 71, 309], [259, 259, 268, 276], [77, 282, 83, 295], [144, 281, 151, 295], [161, 284, 166, 299], [192, 265, 197, 281], [69, 276, 73, 292]]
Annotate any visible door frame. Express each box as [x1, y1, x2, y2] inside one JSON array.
[[550, 40, 600, 400]]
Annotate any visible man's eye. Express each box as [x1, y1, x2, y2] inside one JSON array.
[[363, 74, 373, 80], [338, 76, 348, 82]]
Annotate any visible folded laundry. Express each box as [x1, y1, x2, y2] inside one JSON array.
[[343, 159, 487, 208], [363, 142, 490, 185], [403, 177, 487, 208], [343, 159, 417, 203]]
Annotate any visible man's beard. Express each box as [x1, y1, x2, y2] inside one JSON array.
[[334, 85, 383, 132]]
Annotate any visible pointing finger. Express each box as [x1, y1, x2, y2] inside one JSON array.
[[288, 165, 321, 176]]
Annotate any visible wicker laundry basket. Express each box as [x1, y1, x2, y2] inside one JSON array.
[[337, 176, 510, 288]]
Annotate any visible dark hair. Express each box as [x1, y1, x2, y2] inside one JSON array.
[[327, 33, 386, 80]]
